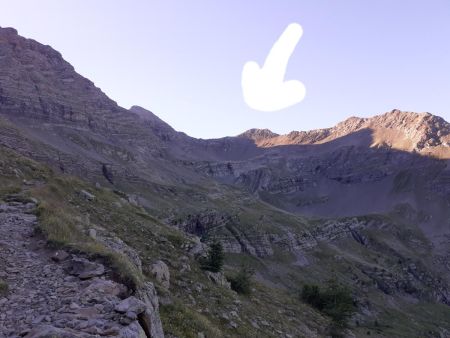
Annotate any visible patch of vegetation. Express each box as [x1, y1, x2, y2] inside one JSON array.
[[165, 233, 185, 248], [160, 300, 224, 338], [35, 200, 85, 247], [79, 242, 143, 290], [0, 279, 8, 296], [200, 241, 224, 272], [31, 177, 144, 290], [0, 184, 21, 200], [229, 266, 254, 295], [301, 278, 355, 335]]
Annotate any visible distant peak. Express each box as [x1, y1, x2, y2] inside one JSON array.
[[129, 105, 174, 132], [0, 27, 18, 36], [129, 105, 160, 121], [242, 109, 450, 152], [239, 128, 279, 142], [130, 105, 153, 114]]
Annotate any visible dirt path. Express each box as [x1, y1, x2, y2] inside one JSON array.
[[0, 198, 147, 338]]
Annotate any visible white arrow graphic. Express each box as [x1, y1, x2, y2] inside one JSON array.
[[242, 23, 305, 112]]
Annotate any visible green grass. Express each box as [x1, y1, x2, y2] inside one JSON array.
[[35, 200, 85, 247], [160, 300, 224, 338], [78, 242, 143, 290], [30, 177, 145, 290]]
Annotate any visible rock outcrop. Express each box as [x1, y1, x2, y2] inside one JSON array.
[[205, 271, 231, 289], [135, 282, 164, 338], [150, 261, 170, 290]]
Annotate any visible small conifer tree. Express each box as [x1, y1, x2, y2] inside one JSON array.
[[201, 240, 224, 272]]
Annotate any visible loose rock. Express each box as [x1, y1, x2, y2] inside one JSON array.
[[151, 260, 170, 289]]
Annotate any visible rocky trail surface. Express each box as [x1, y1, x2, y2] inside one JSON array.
[[0, 198, 157, 338]]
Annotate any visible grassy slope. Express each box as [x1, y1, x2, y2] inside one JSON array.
[[0, 140, 448, 337], [0, 145, 328, 337]]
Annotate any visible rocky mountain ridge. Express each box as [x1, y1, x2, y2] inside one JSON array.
[[239, 110, 450, 155]]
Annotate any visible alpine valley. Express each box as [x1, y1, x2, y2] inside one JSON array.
[[0, 27, 449, 338]]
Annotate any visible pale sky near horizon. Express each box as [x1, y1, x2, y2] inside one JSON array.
[[1, 0, 449, 138]]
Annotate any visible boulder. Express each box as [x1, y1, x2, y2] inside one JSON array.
[[64, 257, 105, 279], [127, 194, 140, 206], [95, 232, 143, 272], [51, 250, 70, 262], [136, 282, 164, 338], [151, 260, 170, 289], [115, 296, 146, 315], [79, 190, 95, 201], [79, 278, 127, 307], [205, 271, 231, 289], [119, 321, 147, 338], [88, 228, 97, 239], [186, 236, 208, 257]]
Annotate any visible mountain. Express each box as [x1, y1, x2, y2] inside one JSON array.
[[0, 26, 449, 338], [239, 110, 450, 154]]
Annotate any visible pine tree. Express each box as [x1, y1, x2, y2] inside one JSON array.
[[201, 241, 224, 272]]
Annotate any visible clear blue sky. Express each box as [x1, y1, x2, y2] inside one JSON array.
[[1, 0, 449, 138]]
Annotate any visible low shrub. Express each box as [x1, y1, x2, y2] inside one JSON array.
[[229, 266, 254, 295], [301, 278, 355, 333]]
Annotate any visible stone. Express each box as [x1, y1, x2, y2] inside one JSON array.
[[187, 236, 208, 257], [135, 282, 164, 338], [24, 325, 89, 338], [88, 228, 97, 240], [69, 302, 80, 310], [94, 232, 143, 272], [126, 311, 138, 320], [114, 296, 146, 315], [51, 250, 70, 262], [64, 257, 105, 279], [127, 194, 140, 206], [119, 321, 148, 338], [81, 278, 126, 299], [205, 271, 231, 289], [120, 315, 135, 326], [79, 190, 95, 201], [151, 260, 170, 289]]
